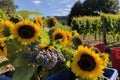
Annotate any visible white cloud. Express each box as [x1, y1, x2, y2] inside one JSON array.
[[56, 8, 70, 12], [54, 11, 69, 16], [54, 8, 70, 16], [32, 0, 41, 5]]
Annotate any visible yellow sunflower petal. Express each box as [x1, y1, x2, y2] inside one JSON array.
[[0, 20, 14, 38], [11, 19, 40, 45], [52, 28, 68, 45], [0, 38, 7, 56], [35, 16, 44, 27], [71, 46, 104, 79]]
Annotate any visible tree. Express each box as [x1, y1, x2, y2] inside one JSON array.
[[97, 0, 119, 14], [67, 1, 83, 26], [83, 0, 99, 16], [67, 0, 119, 26], [83, 0, 119, 15], [0, 0, 18, 15]]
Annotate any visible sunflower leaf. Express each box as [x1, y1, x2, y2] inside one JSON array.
[[13, 56, 29, 67], [6, 39, 21, 63], [39, 28, 50, 44], [13, 66, 35, 80]]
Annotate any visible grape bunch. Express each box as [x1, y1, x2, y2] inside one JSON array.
[[36, 48, 65, 69], [21, 52, 37, 63], [21, 43, 65, 69]]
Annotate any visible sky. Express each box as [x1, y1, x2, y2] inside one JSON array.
[[14, 0, 120, 16], [14, 0, 85, 16]]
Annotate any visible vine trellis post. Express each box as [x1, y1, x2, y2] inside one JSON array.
[[101, 16, 107, 45]]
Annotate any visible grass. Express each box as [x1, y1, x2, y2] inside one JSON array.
[[82, 34, 120, 47]]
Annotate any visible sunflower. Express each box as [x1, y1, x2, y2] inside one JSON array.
[[72, 36, 83, 48], [0, 20, 14, 37], [11, 19, 40, 45], [72, 30, 79, 36], [52, 28, 68, 45], [99, 53, 109, 68], [48, 17, 57, 27], [48, 46, 54, 50], [71, 46, 104, 79], [39, 44, 48, 50], [62, 31, 72, 45], [9, 14, 23, 23], [65, 31, 72, 41], [39, 44, 54, 50], [0, 38, 7, 56], [35, 16, 44, 27], [91, 46, 101, 53]]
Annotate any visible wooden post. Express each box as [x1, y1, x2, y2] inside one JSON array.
[[101, 16, 107, 45], [102, 25, 107, 45]]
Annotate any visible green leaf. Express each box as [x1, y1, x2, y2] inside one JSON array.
[[13, 56, 29, 67], [13, 66, 35, 80], [39, 28, 50, 44], [17, 10, 41, 19], [66, 61, 71, 67]]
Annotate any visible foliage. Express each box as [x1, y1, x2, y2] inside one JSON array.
[[0, 14, 109, 80], [16, 10, 41, 19], [71, 16, 102, 35], [13, 66, 35, 80], [38, 27, 50, 44], [9, 14, 24, 23], [71, 13, 120, 39], [97, 0, 119, 14], [67, 0, 119, 25], [83, 0, 119, 15], [0, 0, 18, 15], [83, 0, 100, 16], [0, 16, 73, 80], [101, 13, 120, 41], [0, 9, 6, 20], [67, 1, 83, 26], [44, 16, 71, 31]]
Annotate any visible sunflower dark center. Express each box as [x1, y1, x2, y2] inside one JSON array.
[[55, 33, 63, 40], [18, 25, 35, 39], [3, 27, 11, 37], [0, 46, 4, 51], [75, 37, 82, 45], [78, 54, 96, 71], [67, 36, 70, 40]]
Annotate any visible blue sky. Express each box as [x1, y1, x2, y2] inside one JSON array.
[[14, 0, 85, 16], [14, 0, 119, 16]]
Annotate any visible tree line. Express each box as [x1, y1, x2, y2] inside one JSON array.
[[68, 0, 119, 26], [0, 0, 18, 15]]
